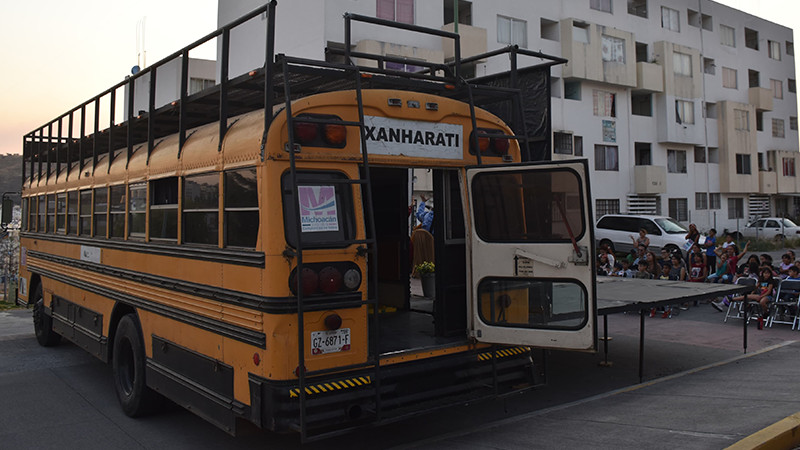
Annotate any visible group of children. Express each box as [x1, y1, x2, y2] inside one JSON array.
[[597, 228, 800, 321]]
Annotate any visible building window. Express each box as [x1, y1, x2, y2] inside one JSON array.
[[594, 145, 619, 171], [675, 100, 694, 124], [573, 22, 590, 44], [768, 40, 781, 60], [628, 0, 647, 18], [734, 109, 750, 131], [601, 35, 626, 63], [661, 6, 680, 32], [184, 172, 219, 245], [696, 193, 708, 210], [771, 79, 783, 99], [703, 57, 715, 75], [444, 0, 472, 25], [735, 154, 752, 174], [745, 28, 759, 50], [668, 198, 688, 221], [596, 199, 620, 216], [789, 79, 797, 93], [749, 69, 760, 88], [564, 80, 581, 100], [591, 0, 612, 13], [540, 18, 559, 41], [791, 116, 798, 131], [497, 15, 527, 47], [574, 135, 584, 156], [722, 67, 737, 89], [756, 111, 764, 131], [710, 193, 721, 209], [705, 102, 717, 119], [128, 183, 146, 239], [188, 78, 215, 96], [593, 90, 616, 117], [631, 93, 652, 116], [783, 158, 796, 177], [720, 24, 735, 47], [787, 41, 794, 56], [694, 146, 706, 163], [377, 0, 414, 24], [673, 52, 692, 76], [635, 142, 651, 165], [636, 42, 648, 62], [728, 197, 744, 219], [667, 149, 687, 173], [773, 118, 785, 138], [551, 77, 561, 98], [553, 132, 573, 155]]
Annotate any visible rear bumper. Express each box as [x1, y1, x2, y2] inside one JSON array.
[[248, 345, 537, 433]]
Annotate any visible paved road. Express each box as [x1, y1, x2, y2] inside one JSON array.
[[1, 302, 798, 449]]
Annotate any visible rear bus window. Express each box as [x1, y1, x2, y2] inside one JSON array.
[[478, 278, 587, 330], [281, 171, 355, 249], [225, 168, 259, 248], [184, 173, 219, 246], [471, 169, 585, 242]]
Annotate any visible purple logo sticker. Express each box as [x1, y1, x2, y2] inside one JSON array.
[[298, 186, 339, 232]]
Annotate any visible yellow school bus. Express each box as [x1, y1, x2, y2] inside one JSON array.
[[18, 3, 596, 440]]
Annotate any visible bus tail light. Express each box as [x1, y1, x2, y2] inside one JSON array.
[[293, 121, 318, 144], [323, 124, 347, 146], [324, 313, 343, 330], [470, 128, 512, 157], [289, 262, 361, 297], [492, 136, 510, 155], [319, 266, 343, 294]]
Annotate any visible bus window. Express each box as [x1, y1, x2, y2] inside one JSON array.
[[21, 197, 28, 231], [150, 177, 178, 241], [184, 173, 219, 246], [477, 278, 587, 330], [471, 169, 585, 242], [93, 188, 108, 238], [37, 195, 45, 233], [109, 185, 125, 239], [56, 193, 67, 234], [79, 190, 92, 236], [281, 171, 355, 249], [224, 168, 258, 248], [67, 191, 78, 235], [47, 194, 56, 234], [128, 183, 146, 239]]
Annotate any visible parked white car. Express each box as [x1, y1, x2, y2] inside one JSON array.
[[737, 217, 800, 240], [595, 214, 693, 256]]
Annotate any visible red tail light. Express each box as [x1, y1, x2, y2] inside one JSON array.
[[471, 128, 511, 157], [298, 268, 319, 296], [293, 122, 318, 144], [492, 136, 509, 155], [323, 124, 347, 146], [477, 131, 491, 153], [319, 266, 343, 294]]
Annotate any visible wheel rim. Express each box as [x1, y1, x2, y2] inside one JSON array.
[[117, 337, 135, 397]]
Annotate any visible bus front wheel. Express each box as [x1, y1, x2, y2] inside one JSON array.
[[112, 314, 162, 417], [32, 285, 61, 347]]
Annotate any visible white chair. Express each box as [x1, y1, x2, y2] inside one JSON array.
[[768, 279, 800, 328], [724, 277, 757, 323]]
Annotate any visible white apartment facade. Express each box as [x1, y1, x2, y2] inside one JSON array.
[[218, 0, 800, 233]]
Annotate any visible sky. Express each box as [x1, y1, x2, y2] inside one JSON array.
[[0, 1, 798, 156]]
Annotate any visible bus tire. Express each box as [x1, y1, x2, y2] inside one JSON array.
[[112, 314, 162, 417], [32, 284, 61, 347]]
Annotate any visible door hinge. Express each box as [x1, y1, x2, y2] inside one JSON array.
[[568, 246, 589, 265]]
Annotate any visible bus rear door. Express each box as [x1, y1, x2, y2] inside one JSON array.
[[465, 161, 596, 351]]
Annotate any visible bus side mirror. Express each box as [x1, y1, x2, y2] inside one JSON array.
[[1, 198, 13, 226]]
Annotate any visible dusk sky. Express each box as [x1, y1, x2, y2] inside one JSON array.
[[0, 1, 798, 156]]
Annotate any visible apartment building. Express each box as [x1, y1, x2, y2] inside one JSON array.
[[218, 0, 799, 232]]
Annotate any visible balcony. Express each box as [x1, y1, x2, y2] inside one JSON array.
[[635, 62, 663, 92], [441, 23, 487, 61], [634, 165, 667, 194], [749, 87, 773, 111]]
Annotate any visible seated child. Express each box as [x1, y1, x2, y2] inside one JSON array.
[[635, 260, 653, 279]]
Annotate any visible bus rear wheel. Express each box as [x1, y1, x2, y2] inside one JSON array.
[[32, 285, 61, 347], [112, 314, 162, 417]]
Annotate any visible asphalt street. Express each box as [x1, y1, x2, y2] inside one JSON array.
[[1, 299, 798, 449]]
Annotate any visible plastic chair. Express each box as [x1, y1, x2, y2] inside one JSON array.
[[768, 279, 800, 328], [724, 277, 757, 323]]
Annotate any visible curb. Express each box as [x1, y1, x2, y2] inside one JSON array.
[[726, 412, 800, 450]]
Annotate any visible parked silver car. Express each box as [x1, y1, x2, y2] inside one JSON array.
[[737, 217, 800, 240], [595, 214, 691, 256]]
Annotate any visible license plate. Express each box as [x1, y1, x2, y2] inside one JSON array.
[[311, 328, 351, 355]]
